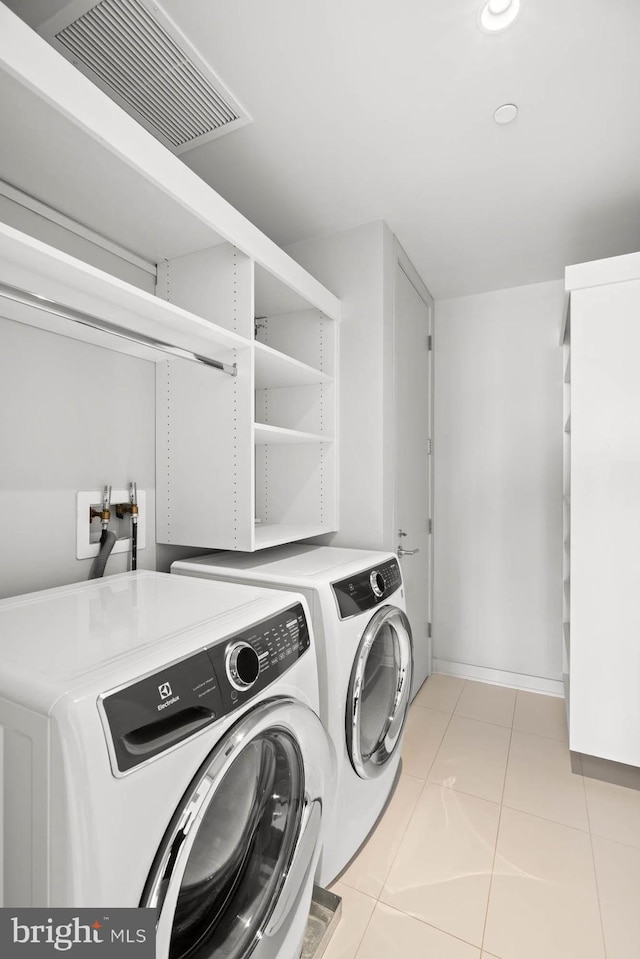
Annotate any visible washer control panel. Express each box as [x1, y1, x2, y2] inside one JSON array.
[[332, 558, 402, 619], [100, 602, 310, 774]]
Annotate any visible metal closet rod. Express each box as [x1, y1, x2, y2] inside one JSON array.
[[0, 281, 238, 377]]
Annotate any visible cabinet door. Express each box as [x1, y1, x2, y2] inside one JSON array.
[[570, 280, 640, 765]]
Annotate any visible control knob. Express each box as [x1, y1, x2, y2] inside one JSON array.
[[225, 641, 260, 691], [370, 570, 385, 598]]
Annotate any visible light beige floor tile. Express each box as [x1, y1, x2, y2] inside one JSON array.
[[339, 773, 424, 899], [513, 690, 567, 741], [502, 730, 588, 830], [401, 704, 450, 779], [413, 673, 465, 713], [381, 782, 500, 947], [454, 681, 516, 728], [584, 777, 640, 848], [592, 835, 640, 959], [428, 716, 511, 804], [355, 902, 480, 959], [483, 807, 604, 959], [323, 881, 376, 959]]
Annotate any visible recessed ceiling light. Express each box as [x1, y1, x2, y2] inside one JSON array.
[[494, 103, 518, 124], [479, 0, 521, 32]]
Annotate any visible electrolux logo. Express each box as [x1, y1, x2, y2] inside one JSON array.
[[157, 681, 180, 712], [0, 908, 156, 957]]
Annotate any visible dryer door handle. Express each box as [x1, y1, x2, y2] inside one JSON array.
[[264, 796, 322, 938], [123, 706, 215, 757]]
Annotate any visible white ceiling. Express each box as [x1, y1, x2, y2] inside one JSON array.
[[6, 0, 640, 298]]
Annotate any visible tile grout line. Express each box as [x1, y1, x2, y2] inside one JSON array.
[[373, 679, 466, 910], [373, 775, 429, 903], [423, 676, 466, 780], [479, 699, 515, 954], [345, 896, 378, 959], [582, 773, 609, 959]]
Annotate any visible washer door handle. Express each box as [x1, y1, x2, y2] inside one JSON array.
[[264, 797, 322, 937]]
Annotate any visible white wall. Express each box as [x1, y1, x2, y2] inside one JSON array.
[[0, 202, 157, 599], [287, 221, 393, 550], [434, 280, 564, 690], [0, 318, 157, 599]]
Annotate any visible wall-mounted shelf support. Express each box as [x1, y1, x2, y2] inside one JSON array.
[[0, 280, 237, 376]]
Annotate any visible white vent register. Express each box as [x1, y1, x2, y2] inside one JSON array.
[[39, 0, 251, 154]]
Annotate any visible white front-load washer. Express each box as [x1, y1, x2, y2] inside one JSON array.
[[0, 570, 333, 959], [171, 545, 413, 886]]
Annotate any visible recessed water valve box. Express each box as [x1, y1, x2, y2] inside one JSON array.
[[76, 489, 146, 560]]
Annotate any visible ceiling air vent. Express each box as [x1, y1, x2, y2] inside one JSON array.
[[39, 0, 251, 154]]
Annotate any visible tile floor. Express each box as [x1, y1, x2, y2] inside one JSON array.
[[322, 673, 640, 959]]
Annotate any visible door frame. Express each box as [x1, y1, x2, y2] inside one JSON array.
[[382, 231, 434, 676]]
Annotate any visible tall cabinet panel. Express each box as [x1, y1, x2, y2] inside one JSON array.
[[564, 254, 640, 768]]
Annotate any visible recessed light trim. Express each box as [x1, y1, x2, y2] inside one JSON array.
[[479, 0, 521, 32], [494, 103, 518, 124]]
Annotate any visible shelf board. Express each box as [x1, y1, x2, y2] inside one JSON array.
[[0, 223, 247, 362], [254, 342, 332, 389], [254, 423, 332, 445], [253, 522, 334, 550]]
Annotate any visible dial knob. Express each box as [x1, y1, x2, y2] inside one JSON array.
[[370, 570, 385, 598], [226, 641, 260, 691]]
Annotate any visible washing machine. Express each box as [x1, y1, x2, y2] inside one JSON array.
[[171, 545, 413, 886], [0, 570, 334, 959]]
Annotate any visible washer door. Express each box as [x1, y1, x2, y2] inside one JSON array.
[[141, 697, 329, 959], [346, 605, 413, 779]]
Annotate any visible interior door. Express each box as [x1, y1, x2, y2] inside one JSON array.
[[393, 252, 433, 698]]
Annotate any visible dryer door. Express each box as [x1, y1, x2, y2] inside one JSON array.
[[346, 605, 413, 779], [141, 697, 329, 959]]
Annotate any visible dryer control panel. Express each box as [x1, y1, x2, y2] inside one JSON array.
[[100, 602, 310, 774], [332, 558, 402, 619]]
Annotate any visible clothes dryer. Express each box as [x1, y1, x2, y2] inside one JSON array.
[[0, 571, 333, 959], [171, 545, 413, 885]]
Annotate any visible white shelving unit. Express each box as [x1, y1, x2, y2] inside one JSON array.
[[0, 7, 340, 554], [155, 247, 338, 551], [563, 252, 640, 768]]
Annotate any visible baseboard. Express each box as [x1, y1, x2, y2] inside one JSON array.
[[432, 658, 564, 697]]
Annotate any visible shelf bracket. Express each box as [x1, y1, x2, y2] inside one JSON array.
[[0, 281, 238, 377]]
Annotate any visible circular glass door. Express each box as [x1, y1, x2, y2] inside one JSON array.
[[346, 605, 413, 779], [142, 699, 328, 959]]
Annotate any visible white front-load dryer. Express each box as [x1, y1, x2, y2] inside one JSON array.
[[171, 545, 413, 886], [0, 570, 333, 959]]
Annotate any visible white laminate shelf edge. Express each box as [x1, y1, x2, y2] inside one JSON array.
[[254, 424, 333, 445], [253, 524, 333, 550], [253, 342, 332, 389], [0, 223, 247, 362]]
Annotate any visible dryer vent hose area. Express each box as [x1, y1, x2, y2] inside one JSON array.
[[89, 529, 116, 580]]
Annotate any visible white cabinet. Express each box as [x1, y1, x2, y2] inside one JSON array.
[[563, 251, 640, 767], [0, 7, 340, 553]]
